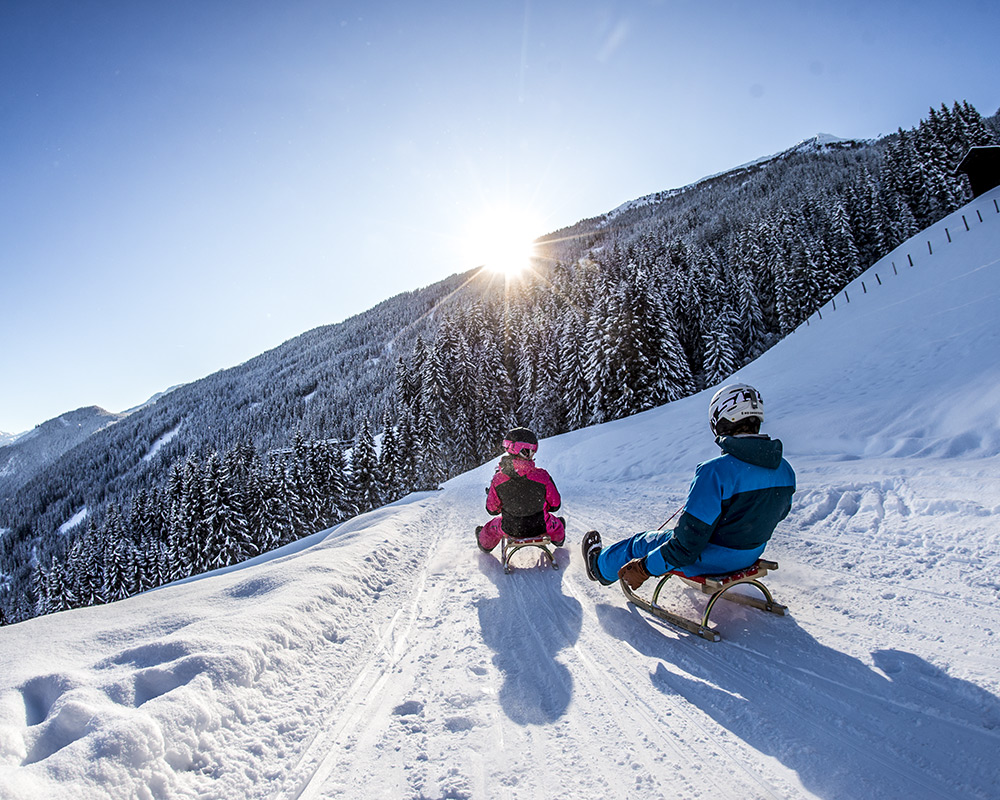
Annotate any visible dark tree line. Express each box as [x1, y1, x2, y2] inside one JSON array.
[[29, 433, 371, 617]]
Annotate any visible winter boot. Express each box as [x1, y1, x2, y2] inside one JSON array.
[[582, 530, 614, 585], [475, 525, 495, 554]]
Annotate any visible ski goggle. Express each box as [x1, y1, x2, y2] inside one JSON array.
[[503, 439, 538, 457]]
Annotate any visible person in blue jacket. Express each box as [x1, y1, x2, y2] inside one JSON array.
[[582, 383, 795, 590]]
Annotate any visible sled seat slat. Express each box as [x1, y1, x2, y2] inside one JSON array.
[[671, 558, 779, 594]]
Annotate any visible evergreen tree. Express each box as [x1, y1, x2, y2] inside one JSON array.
[[559, 312, 590, 432], [203, 451, 254, 570], [351, 417, 381, 512], [702, 308, 741, 387], [102, 505, 133, 603], [378, 411, 401, 502]]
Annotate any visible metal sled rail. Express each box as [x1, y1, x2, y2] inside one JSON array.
[[620, 559, 786, 642], [500, 534, 558, 574]]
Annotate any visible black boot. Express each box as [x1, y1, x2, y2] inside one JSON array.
[[582, 530, 614, 585]]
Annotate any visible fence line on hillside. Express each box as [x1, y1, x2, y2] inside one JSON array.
[[803, 194, 999, 326]]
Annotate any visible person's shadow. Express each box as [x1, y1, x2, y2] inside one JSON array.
[[597, 599, 1000, 799], [476, 546, 582, 725]]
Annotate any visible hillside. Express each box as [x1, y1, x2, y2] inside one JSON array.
[[0, 187, 997, 799], [0, 407, 124, 497], [0, 271, 472, 529]]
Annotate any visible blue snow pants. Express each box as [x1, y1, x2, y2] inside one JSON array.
[[595, 530, 767, 584]]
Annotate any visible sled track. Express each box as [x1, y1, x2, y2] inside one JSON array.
[[700, 638, 967, 798], [274, 529, 440, 800], [546, 574, 788, 800]]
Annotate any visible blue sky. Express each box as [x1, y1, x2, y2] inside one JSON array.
[[1, 0, 998, 434]]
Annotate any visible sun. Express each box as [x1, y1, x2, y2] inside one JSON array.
[[462, 206, 541, 277]]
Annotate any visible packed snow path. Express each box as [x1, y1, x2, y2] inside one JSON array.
[[2, 189, 1000, 799]]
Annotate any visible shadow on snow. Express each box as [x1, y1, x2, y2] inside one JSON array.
[[476, 547, 582, 726], [597, 601, 1000, 800]]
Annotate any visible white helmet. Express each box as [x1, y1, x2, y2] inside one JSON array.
[[709, 383, 764, 436]]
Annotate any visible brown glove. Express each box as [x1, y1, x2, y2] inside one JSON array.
[[618, 558, 651, 591]]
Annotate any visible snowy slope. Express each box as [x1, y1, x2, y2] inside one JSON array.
[[604, 133, 864, 221], [1, 189, 999, 800]]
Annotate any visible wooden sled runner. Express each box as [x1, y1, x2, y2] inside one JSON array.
[[620, 559, 787, 642], [500, 534, 559, 574]]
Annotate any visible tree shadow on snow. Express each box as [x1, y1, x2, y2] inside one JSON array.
[[476, 547, 582, 725], [597, 601, 1000, 800]]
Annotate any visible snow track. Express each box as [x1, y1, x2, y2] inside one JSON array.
[[261, 464, 1000, 800]]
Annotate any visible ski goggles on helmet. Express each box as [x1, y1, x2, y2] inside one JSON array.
[[503, 439, 538, 457]]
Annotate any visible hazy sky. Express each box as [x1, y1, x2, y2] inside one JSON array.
[[2, 0, 998, 433]]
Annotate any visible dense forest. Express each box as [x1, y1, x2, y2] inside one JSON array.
[[2, 100, 997, 626]]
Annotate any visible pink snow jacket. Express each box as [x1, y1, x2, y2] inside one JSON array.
[[486, 455, 561, 538]]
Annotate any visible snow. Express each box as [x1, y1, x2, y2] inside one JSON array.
[[57, 509, 88, 535], [0, 432, 26, 448], [142, 426, 182, 464], [1, 189, 999, 799]]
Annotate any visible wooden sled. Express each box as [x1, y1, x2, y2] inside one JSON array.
[[500, 534, 559, 574], [620, 559, 786, 642]]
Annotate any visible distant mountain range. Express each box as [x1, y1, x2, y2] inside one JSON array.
[[0, 406, 125, 496]]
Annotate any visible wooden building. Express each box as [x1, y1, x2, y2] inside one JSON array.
[[955, 146, 1000, 198]]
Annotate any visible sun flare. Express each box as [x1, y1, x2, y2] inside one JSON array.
[[462, 207, 541, 277]]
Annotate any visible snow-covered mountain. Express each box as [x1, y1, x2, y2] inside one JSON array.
[[604, 132, 866, 222], [119, 385, 186, 417], [1, 188, 997, 798], [0, 432, 23, 448], [0, 407, 125, 498]]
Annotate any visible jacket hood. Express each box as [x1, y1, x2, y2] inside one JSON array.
[[499, 454, 536, 477], [717, 434, 784, 469]]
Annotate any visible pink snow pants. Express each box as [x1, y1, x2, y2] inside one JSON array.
[[478, 513, 566, 550]]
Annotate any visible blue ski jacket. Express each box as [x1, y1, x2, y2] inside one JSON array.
[[644, 434, 795, 575]]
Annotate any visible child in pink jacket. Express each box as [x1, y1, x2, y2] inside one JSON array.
[[476, 427, 566, 552]]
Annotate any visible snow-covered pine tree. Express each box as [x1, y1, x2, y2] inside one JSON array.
[[702, 307, 742, 387], [180, 456, 209, 575], [559, 311, 590, 432], [378, 411, 401, 502], [475, 335, 512, 457], [393, 405, 417, 498], [203, 451, 254, 570], [102, 505, 133, 603], [351, 417, 381, 513]]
